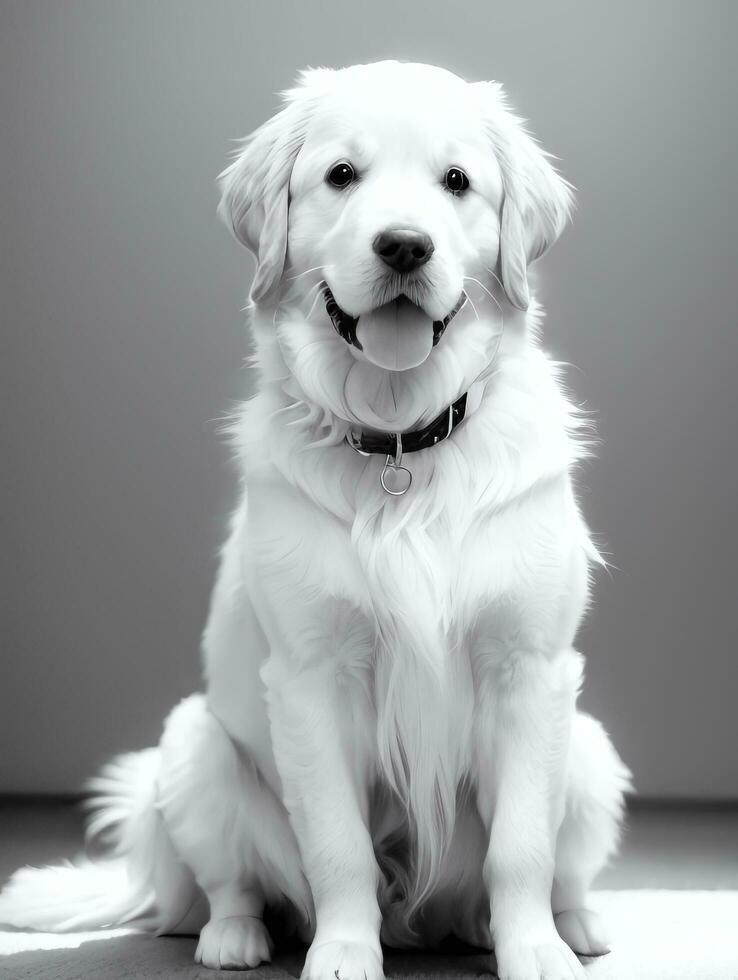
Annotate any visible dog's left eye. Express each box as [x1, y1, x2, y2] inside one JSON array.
[[444, 167, 470, 195], [326, 161, 356, 189]]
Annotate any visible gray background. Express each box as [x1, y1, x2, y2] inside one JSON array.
[[1, 0, 736, 798]]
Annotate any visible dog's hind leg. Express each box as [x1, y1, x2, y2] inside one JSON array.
[[157, 694, 310, 970], [552, 711, 632, 957]]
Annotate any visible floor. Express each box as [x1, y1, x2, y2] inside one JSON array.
[[0, 800, 737, 979]]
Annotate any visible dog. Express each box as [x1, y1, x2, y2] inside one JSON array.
[[0, 61, 632, 980]]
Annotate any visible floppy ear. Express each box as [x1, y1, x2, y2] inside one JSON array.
[[474, 82, 574, 311], [217, 69, 333, 305]]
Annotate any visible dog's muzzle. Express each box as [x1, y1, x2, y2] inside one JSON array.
[[322, 283, 467, 351]]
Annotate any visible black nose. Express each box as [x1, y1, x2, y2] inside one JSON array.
[[372, 228, 435, 273]]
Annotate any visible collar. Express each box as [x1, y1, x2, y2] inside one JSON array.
[[346, 392, 468, 457], [346, 392, 469, 496], [325, 285, 473, 495]]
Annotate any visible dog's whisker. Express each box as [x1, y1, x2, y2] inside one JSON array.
[[481, 265, 506, 295], [285, 264, 331, 283], [463, 276, 505, 349], [463, 275, 503, 316], [304, 282, 325, 321], [464, 291, 481, 324], [282, 277, 324, 310]]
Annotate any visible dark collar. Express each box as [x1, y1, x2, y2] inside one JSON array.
[[347, 392, 468, 458]]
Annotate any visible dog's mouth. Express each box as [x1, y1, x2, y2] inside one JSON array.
[[322, 283, 466, 371]]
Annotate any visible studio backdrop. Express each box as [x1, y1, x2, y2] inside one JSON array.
[[2, 0, 737, 798]]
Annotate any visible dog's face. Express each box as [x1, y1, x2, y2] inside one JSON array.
[[286, 65, 504, 371], [219, 62, 572, 425]]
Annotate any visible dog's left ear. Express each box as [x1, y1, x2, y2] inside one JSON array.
[[474, 82, 574, 311], [217, 69, 333, 305]]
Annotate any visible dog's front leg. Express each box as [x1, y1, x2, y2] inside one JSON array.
[[474, 644, 584, 980], [262, 628, 383, 980]]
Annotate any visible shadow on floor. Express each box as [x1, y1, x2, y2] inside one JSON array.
[[0, 932, 493, 980]]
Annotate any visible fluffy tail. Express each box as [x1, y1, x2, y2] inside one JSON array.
[[0, 748, 191, 932], [0, 858, 150, 932]]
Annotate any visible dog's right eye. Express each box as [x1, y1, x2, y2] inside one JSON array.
[[326, 161, 356, 189]]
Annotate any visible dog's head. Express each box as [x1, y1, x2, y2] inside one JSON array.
[[219, 62, 572, 421]]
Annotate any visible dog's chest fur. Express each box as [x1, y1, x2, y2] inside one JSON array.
[[244, 351, 590, 783], [230, 327, 595, 923], [241, 336, 590, 659]]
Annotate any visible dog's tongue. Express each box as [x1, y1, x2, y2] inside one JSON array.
[[356, 296, 434, 371]]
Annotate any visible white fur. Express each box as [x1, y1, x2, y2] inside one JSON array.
[[0, 61, 632, 980]]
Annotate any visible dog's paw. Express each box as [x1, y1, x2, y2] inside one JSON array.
[[554, 907, 610, 956], [494, 934, 585, 980], [195, 915, 273, 970], [301, 939, 384, 980]]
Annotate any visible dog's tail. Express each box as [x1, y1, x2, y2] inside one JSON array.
[[0, 749, 198, 933]]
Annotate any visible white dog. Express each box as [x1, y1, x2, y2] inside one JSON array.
[[0, 61, 631, 980]]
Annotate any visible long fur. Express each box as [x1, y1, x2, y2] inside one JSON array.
[[0, 62, 630, 979], [0, 751, 160, 931]]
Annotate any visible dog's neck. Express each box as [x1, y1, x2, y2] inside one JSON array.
[[236, 299, 584, 524], [346, 390, 470, 457], [253, 292, 515, 432]]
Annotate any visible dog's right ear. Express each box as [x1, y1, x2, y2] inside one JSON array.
[[217, 69, 333, 305], [473, 81, 574, 312]]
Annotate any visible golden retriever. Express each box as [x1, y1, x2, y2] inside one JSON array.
[[0, 61, 631, 980]]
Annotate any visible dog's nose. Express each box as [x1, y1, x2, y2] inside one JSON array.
[[372, 228, 435, 273]]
